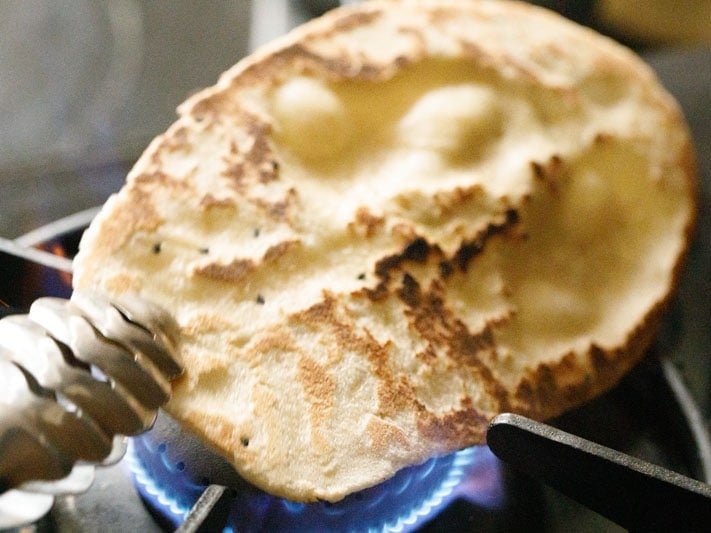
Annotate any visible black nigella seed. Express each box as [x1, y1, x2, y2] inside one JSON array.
[[256, 294, 265, 305], [199, 247, 209, 254], [357, 272, 366, 280], [253, 228, 261, 238], [152, 242, 162, 254], [240, 437, 250, 447]]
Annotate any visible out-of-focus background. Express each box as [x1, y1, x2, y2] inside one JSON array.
[[0, 1, 709, 410]]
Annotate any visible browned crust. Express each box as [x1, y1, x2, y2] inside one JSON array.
[[90, 185, 163, 255], [512, 287, 675, 421], [512, 130, 699, 421], [192, 240, 301, 284]]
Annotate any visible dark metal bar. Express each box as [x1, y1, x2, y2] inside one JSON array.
[[175, 485, 234, 533], [487, 413, 711, 531]]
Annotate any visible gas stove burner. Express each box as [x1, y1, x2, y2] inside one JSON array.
[[127, 412, 502, 532]]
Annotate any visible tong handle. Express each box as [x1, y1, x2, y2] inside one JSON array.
[[487, 413, 711, 531]]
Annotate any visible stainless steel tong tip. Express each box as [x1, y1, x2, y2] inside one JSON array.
[[70, 291, 183, 379], [0, 291, 183, 507]]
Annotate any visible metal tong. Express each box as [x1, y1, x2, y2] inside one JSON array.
[[0, 290, 183, 526]]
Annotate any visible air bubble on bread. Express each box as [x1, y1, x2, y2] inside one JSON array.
[[271, 76, 350, 160], [397, 84, 502, 160]]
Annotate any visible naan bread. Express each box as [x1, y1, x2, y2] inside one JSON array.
[[72, 0, 697, 502]]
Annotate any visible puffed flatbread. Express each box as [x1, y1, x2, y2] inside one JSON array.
[[73, 0, 697, 502]]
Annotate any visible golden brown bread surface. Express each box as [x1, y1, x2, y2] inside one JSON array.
[[72, 0, 697, 502]]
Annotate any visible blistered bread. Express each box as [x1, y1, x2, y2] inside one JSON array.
[[73, 0, 697, 502]]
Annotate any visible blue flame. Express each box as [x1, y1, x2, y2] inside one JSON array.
[[127, 434, 502, 532], [126, 439, 194, 527]]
